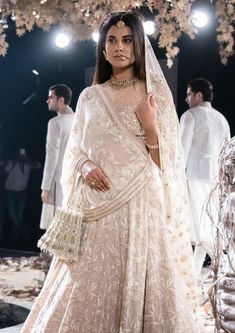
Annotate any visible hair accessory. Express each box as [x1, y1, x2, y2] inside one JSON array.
[[116, 20, 125, 28], [100, 13, 112, 30], [109, 76, 137, 89], [116, 13, 125, 29]]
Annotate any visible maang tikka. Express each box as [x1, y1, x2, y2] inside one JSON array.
[[116, 14, 125, 29]]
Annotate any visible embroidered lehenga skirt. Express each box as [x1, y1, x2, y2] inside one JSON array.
[[21, 167, 202, 333]]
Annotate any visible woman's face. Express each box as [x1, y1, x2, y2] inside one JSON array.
[[104, 24, 135, 72]]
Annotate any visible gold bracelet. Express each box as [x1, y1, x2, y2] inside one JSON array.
[[146, 143, 159, 149]]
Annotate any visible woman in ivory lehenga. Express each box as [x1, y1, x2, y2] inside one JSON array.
[[21, 11, 203, 333]]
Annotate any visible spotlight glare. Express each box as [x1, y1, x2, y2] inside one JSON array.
[[32, 69, 39, 76], [191, 10, 208, 28], [92, 32, 99, 43], [55, 33, 71, 48], [143, 20, 155, 36]]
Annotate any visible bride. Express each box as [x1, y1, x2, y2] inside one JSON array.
[[21, 11, 203, 333]]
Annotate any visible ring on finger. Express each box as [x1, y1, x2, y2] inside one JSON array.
[[89, 179, 99, 187]]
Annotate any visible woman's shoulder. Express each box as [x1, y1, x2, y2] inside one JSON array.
[[79, 83, 107, 100]]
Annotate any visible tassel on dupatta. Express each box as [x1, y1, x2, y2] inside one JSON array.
[[37, 206, 84, 262], [38, 165, 84, 263]]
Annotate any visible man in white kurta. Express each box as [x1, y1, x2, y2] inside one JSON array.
[[179, 78, 230, 278], [40, 84, 74, 229]]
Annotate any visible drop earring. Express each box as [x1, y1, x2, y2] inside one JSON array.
[[103, 50, 108, 61]]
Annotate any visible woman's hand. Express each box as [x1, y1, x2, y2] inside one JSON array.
[[81, 160, 111, 192], [136, 93, 161, 169], [136, 93, 157, 135]]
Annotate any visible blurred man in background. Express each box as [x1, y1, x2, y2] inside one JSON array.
[[40, 84, 74, 230], [179, 78, 230, 279]]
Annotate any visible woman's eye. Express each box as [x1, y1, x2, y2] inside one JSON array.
[[107, 37, 116, 43], [123, 37, 133, 44]]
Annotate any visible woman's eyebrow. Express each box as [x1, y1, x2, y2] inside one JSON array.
[[107, 34, 133, 38]]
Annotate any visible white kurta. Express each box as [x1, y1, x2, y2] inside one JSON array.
[[180, 102, 230, 251], [40, 108, 74, 229]]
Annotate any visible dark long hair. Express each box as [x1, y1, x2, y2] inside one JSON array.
[[93, 11, 146, 84]]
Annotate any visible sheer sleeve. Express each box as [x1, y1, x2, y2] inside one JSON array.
[[60, 90, 88, 205], [145, 35, 202, 323]]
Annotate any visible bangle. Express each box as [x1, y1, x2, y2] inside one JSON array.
[[78, 156, 90, 172], [146, 143, 159, 149]]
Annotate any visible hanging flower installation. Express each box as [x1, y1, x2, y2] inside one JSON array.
[[0, 0, 234, 66]]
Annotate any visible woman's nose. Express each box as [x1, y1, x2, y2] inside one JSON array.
[[116, 41, 123, 50]]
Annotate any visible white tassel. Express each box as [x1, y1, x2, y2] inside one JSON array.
[[38, 207, 84, 262]]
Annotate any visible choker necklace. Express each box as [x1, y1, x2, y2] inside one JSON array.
[[109, 76, 137, 89]]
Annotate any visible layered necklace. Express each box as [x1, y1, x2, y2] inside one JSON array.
[[109, 76, 137, 89]]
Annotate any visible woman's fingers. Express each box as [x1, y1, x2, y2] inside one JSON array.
[[85, 166, 111, 192], [136, 92, 157, 133], [144, 93, 156, 109]]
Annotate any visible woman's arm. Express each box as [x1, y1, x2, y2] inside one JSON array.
[[61, 89, 111, 198], [136, 93, 161, 168]]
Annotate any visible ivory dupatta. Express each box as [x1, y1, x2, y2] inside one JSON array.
[[61, 82, 152, 216]]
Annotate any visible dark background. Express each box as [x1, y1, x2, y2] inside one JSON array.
[[0, 19, 234, 251]]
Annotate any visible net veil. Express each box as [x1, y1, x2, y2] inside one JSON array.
[[145, 35, 202, 317]]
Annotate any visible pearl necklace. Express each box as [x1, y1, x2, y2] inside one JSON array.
[[109, 76, 137, 89]]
